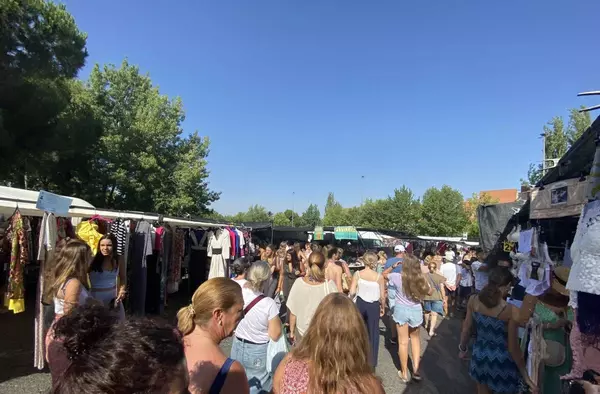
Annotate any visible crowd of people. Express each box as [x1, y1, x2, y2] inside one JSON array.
[[42, 236, 596, 393]]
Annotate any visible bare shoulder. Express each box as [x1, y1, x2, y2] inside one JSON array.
[[272, 354, 292, 394], [222, 360, 249, 392]]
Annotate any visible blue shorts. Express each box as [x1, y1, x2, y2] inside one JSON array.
[[423, 300, 444, 315], [392, 305, 423, 328]]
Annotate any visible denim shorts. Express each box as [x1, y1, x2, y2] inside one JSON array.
[[423, 300, 444, 315], [392, 305, 423, 328], [230, 337, 271, 394]]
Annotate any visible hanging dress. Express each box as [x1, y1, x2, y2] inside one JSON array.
[[5, 210, 29, 313], [208, 229, 231, 279]]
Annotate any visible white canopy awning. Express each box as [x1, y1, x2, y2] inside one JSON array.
[[0, 186, 228, 228]]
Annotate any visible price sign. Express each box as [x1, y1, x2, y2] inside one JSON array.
[[36, 190, 73, 216]]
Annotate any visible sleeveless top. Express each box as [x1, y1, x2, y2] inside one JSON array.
[[209, 357, 234, 394], [281, 358, 310, 394], [53, 279, 90, 315], [89, 269, 118, 290], [356, 273, 380, 303]]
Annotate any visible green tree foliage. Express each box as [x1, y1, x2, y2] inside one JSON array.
[[419, 186, 469, 236], [0, 0, 88, 182], [465, 192, 499, 238], [228, 205, 271, 223], [323, 193, 346, 226], [360, 186, 421, 234], [301, 204, 321, 227], [525, 108, 592, 185]]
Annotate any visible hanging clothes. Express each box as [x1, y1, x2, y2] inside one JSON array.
[[129, 220, 155, 316], [76, 221, 103, 255], [189, 229, 208, 292], [208, 229, 231, 279], [5, 210, 29, 313], [109, 218, 128, 256], [167, 229, 185, 294]]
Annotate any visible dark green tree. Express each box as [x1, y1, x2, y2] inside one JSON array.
[[301, 204, 321, 227], [419, 186, 468, 236]]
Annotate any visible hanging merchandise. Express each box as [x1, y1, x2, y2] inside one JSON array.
[[313, 226, 324, 241], [5, 209, 29, 313], [207, 228, 231, 279], [334, 226, 358, 240], [518, 229, 534, 254], [109, 218, 128, 256], [76, 220, 103, 255], [129, 220, 154, 316], [167, 229, 185, 294], [567, 200, 600, 296]]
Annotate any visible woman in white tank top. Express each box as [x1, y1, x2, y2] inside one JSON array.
[[349, 252, 385, 367]]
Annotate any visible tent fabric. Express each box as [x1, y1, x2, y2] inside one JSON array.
[[530, 178, 587, 219], [0, 186, 95, 217], [477, 201, 527, 253], [540, 115, 600, 186]]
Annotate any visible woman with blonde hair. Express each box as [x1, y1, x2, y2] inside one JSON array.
[[349, 252, 385, 367], [177, 277, 249, 394], [45, 239, 93, 365], [423, 259, 446, 337], [383, 255, 431, 383], [272, 293, 385, 394], [286, 252, 338, 344], [231, 261, 283, 394], [377, 251, 387, 274]]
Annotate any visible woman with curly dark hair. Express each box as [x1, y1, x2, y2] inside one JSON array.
[[49, 304, 189, 393]]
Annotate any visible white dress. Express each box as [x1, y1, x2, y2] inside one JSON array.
[[207, 229, 231, 279], [567, 200, 600, 295]]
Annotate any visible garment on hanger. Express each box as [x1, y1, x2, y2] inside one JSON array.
[[109, 218, 128, 256], [167, 229, 185, 294], [5, 210, 29, 314], [208, 228, 231, 279], [567, 200, 600, 295], [129, 220, 155, 316], [518, 229, 533, 254], [226, 228, 236, 258], [76, 221, 103, 255]]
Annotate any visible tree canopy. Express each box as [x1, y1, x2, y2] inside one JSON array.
[[1, 3, 219, 216]]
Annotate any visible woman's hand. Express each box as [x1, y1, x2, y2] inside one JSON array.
[[523, 375, 539, 394], [379, 305, 385, 317], [116, 289, 127, 304]]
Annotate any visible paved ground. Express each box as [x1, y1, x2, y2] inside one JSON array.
[[0, 296, 473, 394]]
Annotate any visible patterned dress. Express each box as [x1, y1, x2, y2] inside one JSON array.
[[470, 312, 521, 393]]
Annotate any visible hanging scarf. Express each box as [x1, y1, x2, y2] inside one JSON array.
[[5, 210, 29, 314]]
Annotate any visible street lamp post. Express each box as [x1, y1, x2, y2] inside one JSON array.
[[361, 175, 365, 205], [292, 191, 295, 227]]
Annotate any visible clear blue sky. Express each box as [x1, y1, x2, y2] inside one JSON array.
[[63, 0, 600, 215]]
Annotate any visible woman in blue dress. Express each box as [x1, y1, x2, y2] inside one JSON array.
[[458, 267, 537, 393]]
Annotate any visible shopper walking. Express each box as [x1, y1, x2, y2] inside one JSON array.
[[349, 252, 385, 367], [458, 267, 535, 394], [231, 258, 249, 288], [286, 251, 338, 344], [231, 261, 282, 394], [383, 255, 431, 383], [440, 251, 459, 317], [423, 259, 446, 337], [178, 277, 249, 394], [272, 293, 385, 394]]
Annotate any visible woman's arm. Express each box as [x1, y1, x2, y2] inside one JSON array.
[[289, 313, 297, 342], [334, 267, 343, 293], [117, 256, 127, 302], [63, 280, 83, 315], [517, 294, 538, 326], [342, 261, 351, 278], [268, 316, 283, 341], [349, 271, 359, 299], [458, 296, 475, 354], [378, 275, 386, 316], [276, 263, 284, 294]]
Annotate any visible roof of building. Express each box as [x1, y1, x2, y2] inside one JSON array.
[[479, 189, 518, 204]]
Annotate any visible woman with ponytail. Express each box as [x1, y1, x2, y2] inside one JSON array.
[[177, 277, 249, 394], [286, 251, 338, 343], [459, 267, 537, 393]]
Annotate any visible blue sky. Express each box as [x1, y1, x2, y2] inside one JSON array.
[[63, 0, 600, 215]]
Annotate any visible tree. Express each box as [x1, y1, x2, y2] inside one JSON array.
[[301, 204, 321, 227], [465, 192, 499, 239], [323, 193, 346, 226], [419, 186, 468, 236], [228, 205, 271, 223], [0, 0, 88, 183], [359, 186, 421, 234], [76, 60, 219, 214], [524, 109, 592, 185]]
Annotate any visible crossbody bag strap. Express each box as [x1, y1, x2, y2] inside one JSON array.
[[244, 295, 266, 315], [427, 273, 441, 293]]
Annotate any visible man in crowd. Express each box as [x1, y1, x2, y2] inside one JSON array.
[[471, 248, 489, 294], [383, 245, 405, 344], [441, 251, 459, 317]]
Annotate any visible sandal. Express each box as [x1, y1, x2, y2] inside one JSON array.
[[412, 372, 422, 382], [397, 370, 411, 383]]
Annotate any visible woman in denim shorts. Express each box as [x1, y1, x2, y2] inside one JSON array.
[[423, 260, 446, 337], [383, 255, 431, 383]]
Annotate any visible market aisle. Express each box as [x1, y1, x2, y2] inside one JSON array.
[[0, 309, 472, 394]]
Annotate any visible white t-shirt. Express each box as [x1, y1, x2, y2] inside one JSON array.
[[287, 279, 338, 336], [235, 287, 279, 344], [459, 266, 473, 287], [233, 278, 247, 288], [440, 263, 458, 287], [471, 261, 489, 291]]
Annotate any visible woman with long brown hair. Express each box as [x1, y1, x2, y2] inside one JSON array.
[[88, 234, 127, 320], [177, 277, 249, 394], [272, 293, 384, 394], [45, 239, 93, 367], [286, 251, 338, 343], [261, 244, 281, 298], [383, 254, 431, 383]]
